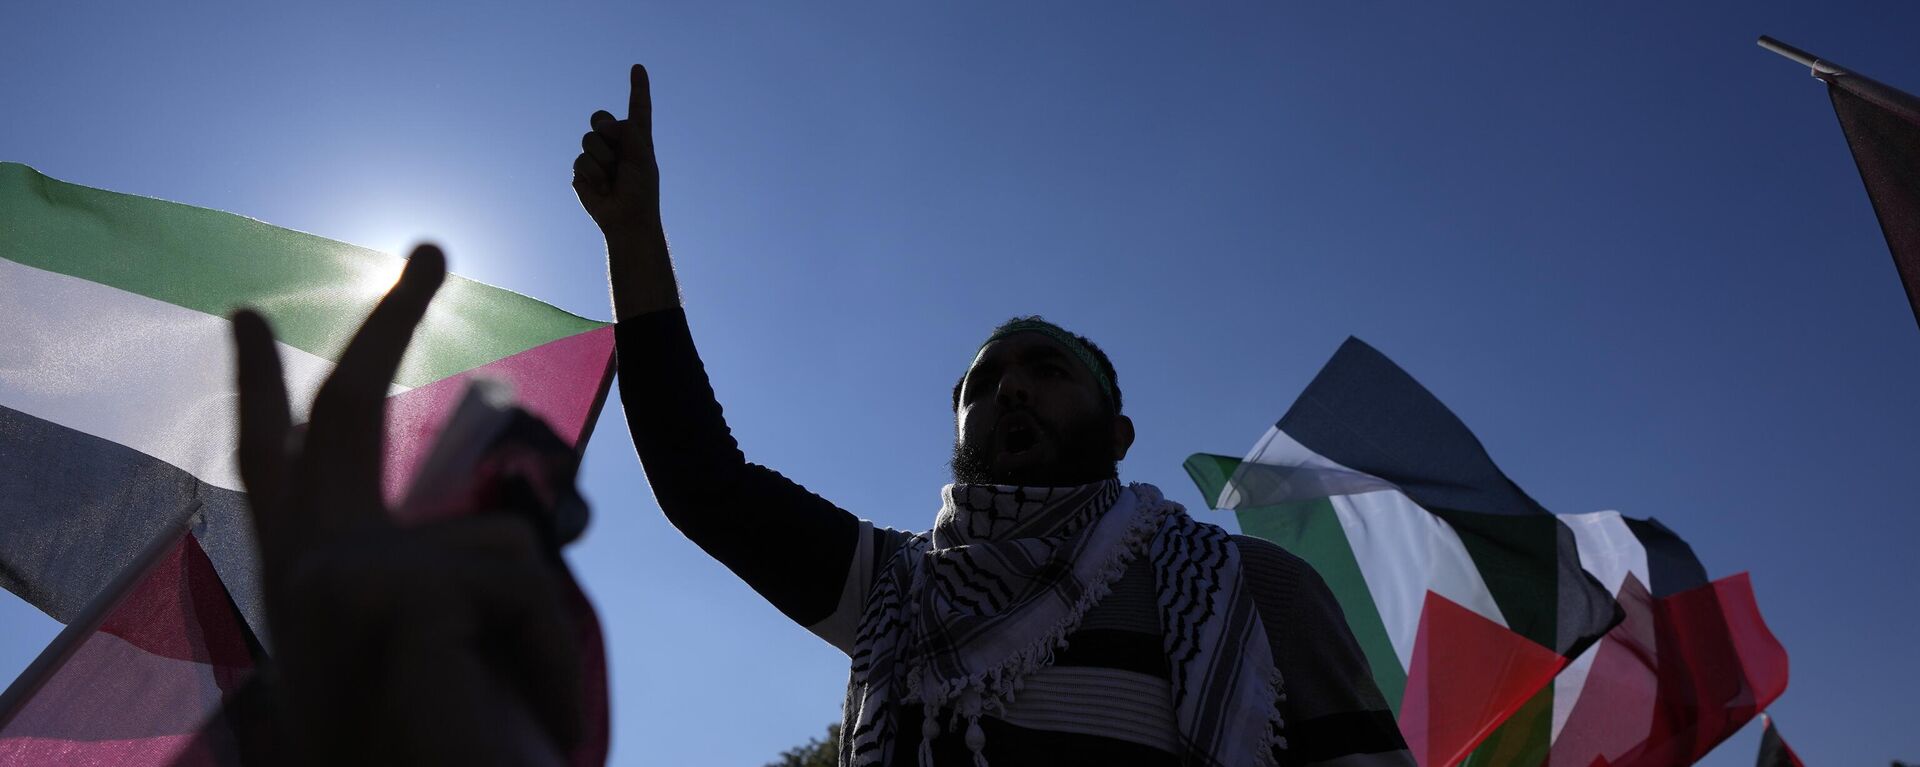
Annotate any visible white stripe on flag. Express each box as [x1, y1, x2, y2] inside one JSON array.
[[1233, 426, 1506, 671], [1330, 489, 1507, 671], [1219, 426, 1397, 508], [0, 257, 400, 490], [1548, 511, 1650, 745]]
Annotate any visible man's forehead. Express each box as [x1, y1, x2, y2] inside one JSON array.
[[967, 331, 1074, 370]]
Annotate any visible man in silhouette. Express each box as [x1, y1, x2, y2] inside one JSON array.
[[578, 65, 1411, 767]]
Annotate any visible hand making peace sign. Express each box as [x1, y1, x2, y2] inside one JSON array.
[[231, 245, 583, 766]]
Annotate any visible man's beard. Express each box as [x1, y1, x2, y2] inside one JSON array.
[[949, 409, 1119, 486]]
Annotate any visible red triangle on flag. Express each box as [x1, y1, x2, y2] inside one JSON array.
[[379, 326, 615, 505], [0, 533, 254, 765], [1399, 590, 1567, 767]]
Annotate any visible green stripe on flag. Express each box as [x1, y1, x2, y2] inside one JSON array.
[[0, 162, 605, 387], [1462, 686, 1551, 767], [1185, 454, 1409, 713], [1235, 500, 1408, 714], [1181, 452, 1241, 507]]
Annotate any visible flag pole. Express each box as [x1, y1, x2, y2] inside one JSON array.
[[0, 506, 200, 729], [1756, 36, 1848, 77]]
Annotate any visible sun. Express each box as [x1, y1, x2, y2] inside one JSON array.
[[358, 254, 409, 297]]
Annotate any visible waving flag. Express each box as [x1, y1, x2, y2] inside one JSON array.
[[1185, 337, 1618, 767], [1541, 512, 1786, 767], [0, 162, 616, 764]]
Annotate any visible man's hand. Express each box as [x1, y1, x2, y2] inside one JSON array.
[[232, 245, 583, 766], [573, 64, 661, 245], [573, 64, 679, 319]]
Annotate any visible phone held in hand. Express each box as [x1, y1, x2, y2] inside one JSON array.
[[398, 378, 588, 551]]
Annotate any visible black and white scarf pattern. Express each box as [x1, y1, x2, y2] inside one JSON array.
[[838, 480, 1286, 767]]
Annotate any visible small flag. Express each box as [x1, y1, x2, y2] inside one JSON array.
[[0, 527, 256, 765], [1185, 337, 1619, 767], [1766, 37, 1920, 332], [1756, 714, 1805, 767], [0, 162, 617, 764]]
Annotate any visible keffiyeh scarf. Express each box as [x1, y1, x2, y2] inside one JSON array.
[[838, 480, 1286, 767]]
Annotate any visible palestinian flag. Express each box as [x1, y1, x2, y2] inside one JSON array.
[[0, 522, 259, 764], [1184, 337, 1619, 767], [1544, 511, 1787, 767], [1754, 715, 1804, 767], [0, 162, 616, 764]]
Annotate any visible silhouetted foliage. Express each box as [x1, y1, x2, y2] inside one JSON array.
[[767, 723, 838, 767]]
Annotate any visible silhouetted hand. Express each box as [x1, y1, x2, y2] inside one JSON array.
[[573, 64, 663, 248], [572, 64, 680, 320], [231, 244, 583, 766]]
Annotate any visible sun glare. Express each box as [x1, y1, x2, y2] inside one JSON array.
[[358, 254, 409, 297]]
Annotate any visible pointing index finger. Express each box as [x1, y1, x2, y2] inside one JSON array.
[[626, 64, 652, 148]]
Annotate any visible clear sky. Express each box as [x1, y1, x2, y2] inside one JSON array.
[[4, 2, 1917, 764]]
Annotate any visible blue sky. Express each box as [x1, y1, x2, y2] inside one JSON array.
[[4, 2, 1917, 764]]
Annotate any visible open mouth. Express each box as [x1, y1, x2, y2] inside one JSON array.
[[1000, 415, 1041, 455]]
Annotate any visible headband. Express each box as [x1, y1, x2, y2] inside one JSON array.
[[978, 319, 1116, 408]]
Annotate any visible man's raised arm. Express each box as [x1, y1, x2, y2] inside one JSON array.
[[570, 66, 873, 636], [573, 65, 679, 320]]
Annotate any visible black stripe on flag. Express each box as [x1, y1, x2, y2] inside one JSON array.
[[1277, 337, 1619, 658], [0, 405, 262, 638], [1622, 516, 1709, 598], [1756, 714, 1805, 767]]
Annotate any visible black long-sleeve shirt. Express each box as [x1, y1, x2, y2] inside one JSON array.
[[618, 308, 1410, 766]]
